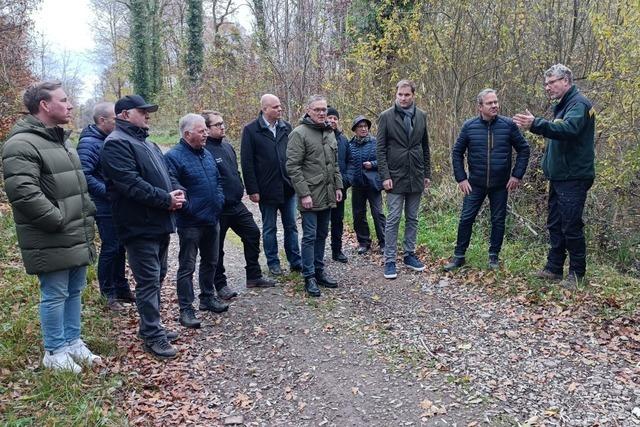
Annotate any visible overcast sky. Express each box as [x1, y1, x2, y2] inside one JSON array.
[[32, 0, 98, 102], [32, 0, 253, 103]]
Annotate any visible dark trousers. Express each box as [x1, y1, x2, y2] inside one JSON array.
[[301, 209, 331, 278], [351, 187, 386, 247], [96, 216, 131, 299], [125, 235, 170, 343], [545, 179, 593, 277], [330, 199, 345, 253], [176, 225, 219, 311], [215, 203, 262, 290], [454, 186, 508, 257]]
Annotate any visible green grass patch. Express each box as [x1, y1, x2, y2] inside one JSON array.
[[0, 211, 126, 424], [150, 131, 179, 147]]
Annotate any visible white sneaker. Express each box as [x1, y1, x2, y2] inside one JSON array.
[[42, 347, 81, 373], [67, 339, 103, 366]]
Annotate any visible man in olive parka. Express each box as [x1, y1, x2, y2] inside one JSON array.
[[2, 81, 100, 373], [287, 95, 343, 297]]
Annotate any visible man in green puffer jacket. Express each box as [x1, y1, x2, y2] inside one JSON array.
[[2, 81, 99, 373], [514, 64, 596, 289], [287, 95, 343, 297]]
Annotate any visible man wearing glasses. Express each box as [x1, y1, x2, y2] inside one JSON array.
[[287, 95, 343, 297], [202, 110, 276, 296], [241, 94, 303, 276], [513, 64, 596, 289]]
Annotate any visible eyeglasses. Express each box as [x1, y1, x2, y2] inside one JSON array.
[[210, 122, 225, 128], [543, 77, 564, 87]]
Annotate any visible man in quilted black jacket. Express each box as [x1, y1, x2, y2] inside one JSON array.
[[444, 89, 530, 271], [78, 102, 134, 311]]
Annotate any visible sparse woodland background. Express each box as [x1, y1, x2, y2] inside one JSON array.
[[1, 0, 640, 272]]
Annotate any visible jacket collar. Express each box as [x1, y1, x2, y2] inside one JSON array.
[[8, 115, 71, 144], [206, 136, 223, 146], [179, 138, 205, 154], [555, 85, 578, 111], [300, 114, 332, 130], [115, 118, 149, 141], [478, 114, 498, 125], [257, 111, 286, 130]]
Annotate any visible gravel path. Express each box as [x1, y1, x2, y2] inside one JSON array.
[[113, 198, 640, 426]]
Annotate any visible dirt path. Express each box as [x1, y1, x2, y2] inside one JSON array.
[[113, 198, 639, 426]]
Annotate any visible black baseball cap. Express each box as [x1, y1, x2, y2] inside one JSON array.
[[115, 95, 159, 115]]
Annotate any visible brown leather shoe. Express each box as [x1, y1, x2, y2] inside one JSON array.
[[533, 269, 563, 281]]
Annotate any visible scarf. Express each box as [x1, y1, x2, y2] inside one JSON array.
[[395, 101, 415, 138]]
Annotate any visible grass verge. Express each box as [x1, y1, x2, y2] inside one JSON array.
[[343, 189, 640, 318], [0, 209, 126, 425]]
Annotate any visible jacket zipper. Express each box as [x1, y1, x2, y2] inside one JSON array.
[[486, 124, 492, 187], [65, 145, 93, 255]]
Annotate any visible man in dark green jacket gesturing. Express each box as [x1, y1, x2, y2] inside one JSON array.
[[514, 64, 596, 289], [2, 81, 100, 373], [287, 95, 344, 297]]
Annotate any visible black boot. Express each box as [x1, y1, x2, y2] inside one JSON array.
[[332, 251, 348, 263], [179, 308, 201, 329], [488, 254, 500, 270], [304, 277, 321, 297], [316, 271, 338, 288], [199, 296, 229, 313], [443, 256, 465, 272]]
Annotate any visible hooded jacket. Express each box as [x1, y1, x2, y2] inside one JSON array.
[[2, 115, 96, 274], [286, 116, 343, 211], [77, 124, 111, 216]]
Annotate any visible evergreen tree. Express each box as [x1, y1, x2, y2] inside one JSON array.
[[185, 0, 204, 86], [129, 0, 150, 99]]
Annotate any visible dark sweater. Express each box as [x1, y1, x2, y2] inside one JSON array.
[[204, 136, 245, 211]]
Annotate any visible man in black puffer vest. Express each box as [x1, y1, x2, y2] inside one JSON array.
[[202, 111, 275, 296], [444, 89, 530, 272]]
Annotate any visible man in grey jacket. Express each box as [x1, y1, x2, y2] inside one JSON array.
[[377, 79, 432, 279]]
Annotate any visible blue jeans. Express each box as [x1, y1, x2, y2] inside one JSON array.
[[545, 179, 593, 277], [454, 186, 508, 257], [96, 216, 131, 299], [125, 236, 170, 343], [38, 266, 88, 351], [300, 209, 331, 278], [259, 196, 302, 269], [176, 225, 219, 310]]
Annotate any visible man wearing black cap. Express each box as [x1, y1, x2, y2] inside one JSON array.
[[326, 106, 349, 263], [101, 94, 186, 360]]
